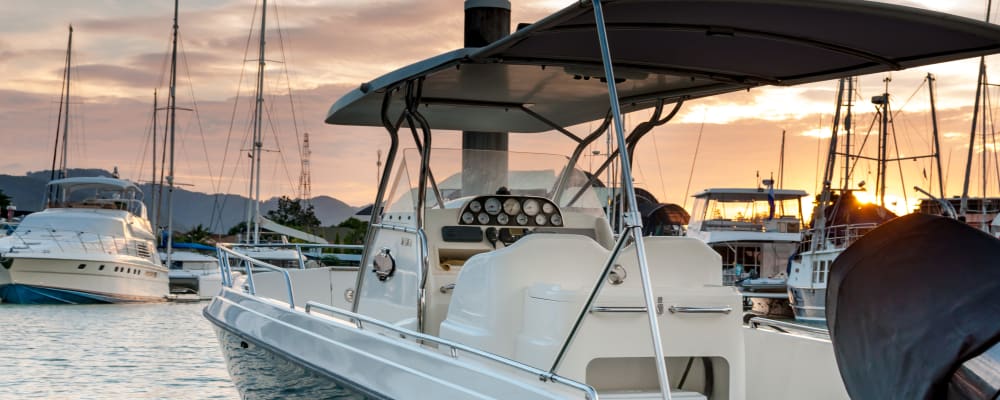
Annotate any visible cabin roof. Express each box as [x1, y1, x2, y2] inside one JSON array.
[[47, 177, 140, 191], [326, 0, 1000, 133], [692, 187, 808, 201]]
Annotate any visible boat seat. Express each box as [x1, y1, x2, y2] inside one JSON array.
[[439, 233, 609, 361]]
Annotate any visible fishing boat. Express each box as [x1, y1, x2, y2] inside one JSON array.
[[0, 177, 167, 303], [205, 1, 1000, 398], [786, 74, 947, 324]]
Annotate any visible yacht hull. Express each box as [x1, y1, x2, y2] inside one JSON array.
[[0, 256, 167, 304]]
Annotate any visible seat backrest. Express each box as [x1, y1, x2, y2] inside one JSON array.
[[439, 233, 609, 359]]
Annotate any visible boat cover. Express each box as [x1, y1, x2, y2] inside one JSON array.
[[327, 0, 1000, 132], [827, 213, 1000, 400]]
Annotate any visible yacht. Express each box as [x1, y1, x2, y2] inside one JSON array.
[[685, 186, 807, 285], [0, 177, 168, 304], [204, 1, 1000, 398]]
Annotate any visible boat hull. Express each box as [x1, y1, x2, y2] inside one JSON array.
[[0, 255, 167, 304], [212, 323, 380, 399], [789, 286, 826, 322], [204, 289, 587, 400]]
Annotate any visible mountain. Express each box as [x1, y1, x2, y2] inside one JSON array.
[[0, 169, 361, 233]]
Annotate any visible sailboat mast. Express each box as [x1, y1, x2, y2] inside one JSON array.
[[50, 25, 73, 184], [928, 73, 946, 199], [843, 78, 854, 191], [60, 26, 73, 179], [961, 2, 992, 218], [876, 78, 891, 208], [151, 89, 159, 230], [813, 78, 846, 251], [165, 0, 180, 267], [251, 0, 268, 245]]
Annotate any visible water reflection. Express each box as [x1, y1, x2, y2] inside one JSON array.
[[0, 303, 237, 399]]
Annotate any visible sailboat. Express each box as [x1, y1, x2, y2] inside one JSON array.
[[0, 27, 168, 304], [226, 0, 328, 268], [204, 1, 1000, 398]]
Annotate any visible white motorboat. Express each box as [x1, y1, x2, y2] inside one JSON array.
[[204, 1, 1000, 398], [685, 186, 807, 285], [0, 177, 168, 304], [164, 243, 222, 300]]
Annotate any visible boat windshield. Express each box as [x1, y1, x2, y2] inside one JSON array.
[[47, 181, 146, 217], [384, 148, 605, 219], [689, 193, 803, 232]]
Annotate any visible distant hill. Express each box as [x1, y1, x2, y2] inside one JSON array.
[[0, 169, 360, 233]]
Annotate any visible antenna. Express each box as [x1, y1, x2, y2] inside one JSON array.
[[299, 132, 312, 203]]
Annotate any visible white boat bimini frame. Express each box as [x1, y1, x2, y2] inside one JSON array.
[[205, 1, 1000, 399]]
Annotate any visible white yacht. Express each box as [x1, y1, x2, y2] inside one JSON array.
[[204, 1, 1000, 398], [0, 177, 168, 304], [686, 187, 807, 285]]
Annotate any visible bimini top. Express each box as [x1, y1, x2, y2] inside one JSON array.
[[47, 176, 141, 192], [692, 188, 809, 201], [326, 0, 1000, 133]]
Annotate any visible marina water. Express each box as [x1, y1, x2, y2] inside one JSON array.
[[0, 302, 237, 399]]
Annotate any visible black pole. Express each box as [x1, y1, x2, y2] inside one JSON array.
[[462, 0, 510, 196]]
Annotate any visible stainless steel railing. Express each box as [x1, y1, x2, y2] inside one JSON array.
[[215, 242, 366, 310], [303, 301, 599, 400], [747, 316, 829, 337]]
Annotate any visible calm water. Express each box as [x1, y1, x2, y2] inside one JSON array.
[[0, 302, 238, 399]]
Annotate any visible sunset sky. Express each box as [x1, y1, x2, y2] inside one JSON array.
[[3, 0, 1000, 218]]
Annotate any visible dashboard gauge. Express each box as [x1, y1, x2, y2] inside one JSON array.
[[496, 213, 510, 225], [468, 200, 482, 213], [484, 198, 502, 215], [477, 213, 491, 224], [535, 214, 548, 226], [516, 213, 529, 225], [550, 213, 563, 226], [542, 202, 556, 214], [523, 199, 540, 216], [461, 212, 475, 224], [502, 198, 521, 216]]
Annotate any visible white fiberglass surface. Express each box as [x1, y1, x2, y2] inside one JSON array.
[[14, 211, 128, 237], [385, 148, 605, 217]]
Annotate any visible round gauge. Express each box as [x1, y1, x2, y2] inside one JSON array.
[[535, 214, 548, 226], [484, 198, 502, 215], [477, 213, 491, 224], [468, 200, 482, 213], [497, 213, 510, 225], [550, 213, 563, 226], [523, 199, 541, 216], [516, 213, 529, 225], [542, 202, 556, 214], [461, 212, 475, 224], [502, 198, 521, 216]]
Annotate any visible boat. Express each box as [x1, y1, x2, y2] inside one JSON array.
[[686, 185, 807, 285], [164, 242, 221, 299], [204, 1, 1000, 398], [786, 73, 948, 324], [0, 177, 168, 304]]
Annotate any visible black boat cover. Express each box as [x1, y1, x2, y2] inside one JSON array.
[[827, 213, 1000, 399]]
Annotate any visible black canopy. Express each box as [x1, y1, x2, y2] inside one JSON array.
[[326, 0, 1000, 132], [827, 214, 1000, 399]]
